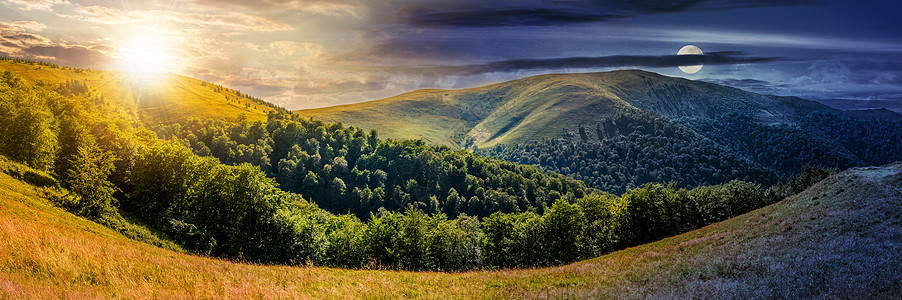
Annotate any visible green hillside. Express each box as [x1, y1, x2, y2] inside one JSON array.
[[1, 58, 829, 273], [298, 70, 902, 194], [2, 153, 898, 298], [295, 70, 836, 148], [0, 57, 278, 126]]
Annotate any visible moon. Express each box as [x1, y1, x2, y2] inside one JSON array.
[[677, 45, 704, 74]]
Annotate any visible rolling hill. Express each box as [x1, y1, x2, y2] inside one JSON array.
[[0, 57, 278, 126], [294, 70, 837, 148], [2, 151, 899, 298], [1, 56, 899, 297], [297, 70, 902, 194]]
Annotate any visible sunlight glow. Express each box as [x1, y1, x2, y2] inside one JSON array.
[[115, 26, 175, 83]]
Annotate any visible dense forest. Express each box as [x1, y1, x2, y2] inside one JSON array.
[[687, 113, 863, 177], [0, 68, 831, 271], [479, 109, 776, 194], [155, 112, 593, 219], [481, 109, 902, 194]]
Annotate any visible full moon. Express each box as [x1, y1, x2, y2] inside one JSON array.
[[677, 45, 704, 74]]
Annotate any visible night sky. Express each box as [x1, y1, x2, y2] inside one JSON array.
[[1, 0, 900, 109]]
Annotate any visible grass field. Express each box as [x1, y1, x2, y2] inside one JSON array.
[[2, 159, 900, 298]]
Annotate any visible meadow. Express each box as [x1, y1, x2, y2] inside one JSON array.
[[3, 160, 899, 298]]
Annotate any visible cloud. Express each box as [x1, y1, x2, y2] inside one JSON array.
[[0, 22, 51, 47], [4, 0, 68, 11], [641, 28, 902, 53], [191, 0, 364, 18], [702, 78, 789, 94], [22, 45, 111, 68], [0, 21, 113, 68], [293, 72, 389, 95], [60, 5, 293, 31], [396, 0, 821, 28], [406, 51, 783, 75], [400, 8, 621, 28], [605, 0, 822, 13], [9, 21, 47, 32]]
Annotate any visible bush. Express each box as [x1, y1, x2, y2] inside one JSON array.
[[168, 219, 216, 255]]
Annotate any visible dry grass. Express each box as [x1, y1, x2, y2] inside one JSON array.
[[2, 163, 901, 299]]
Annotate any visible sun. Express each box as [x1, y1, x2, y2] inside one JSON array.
[[115, 27, 175, 82]]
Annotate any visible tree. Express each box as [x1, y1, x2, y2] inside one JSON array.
[[321, 214, 367, 268], [398, 208, 429, 270], [364, 211, 403, 269], [542, 199, 585, 264], [65, 140, 117, 218], [0, 78, 58, 171]]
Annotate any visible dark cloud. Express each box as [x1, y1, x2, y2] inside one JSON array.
[[702, 78, 789, 93], [293, 74, 389, 95], [398, 0, 821, 28], [608, 0, 822, 14], [22, 45, 111, 68], [400, 8, 621, 28], [417, 51, 783, 75]]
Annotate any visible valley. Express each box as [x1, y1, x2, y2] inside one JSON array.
[[2, 154, 898, 298], [0, 58, 899, 298]]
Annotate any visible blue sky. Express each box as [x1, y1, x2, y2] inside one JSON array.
[[1, 0, 900, 109]]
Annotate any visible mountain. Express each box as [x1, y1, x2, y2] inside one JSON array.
[[842, 108, 902, 120], [0, 59, 598, 267], [2, 58, 898, 276], [0, 57, 279, 126], [294, 70, 836, 148], [297, 70, 902, 194], [3, 151, 899, 298], [817, 98, 902, 115]]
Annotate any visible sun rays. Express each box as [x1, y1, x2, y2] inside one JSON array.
[[115, 26, 175, 84]]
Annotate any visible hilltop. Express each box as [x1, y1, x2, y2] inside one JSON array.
[[296, 70, 902, 194], [0, 58, 278, 126], [294, 70, 836, 148], [2, 155, 899, 298]]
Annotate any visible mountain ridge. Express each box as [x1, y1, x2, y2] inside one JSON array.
[[297, 69, 902, 194], [294, 70, 839, 149]]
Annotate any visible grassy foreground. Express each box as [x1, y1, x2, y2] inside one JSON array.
[[2, 163, 901, 298]]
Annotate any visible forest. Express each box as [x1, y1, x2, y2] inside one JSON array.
[[481, 108, 902, 194], [0, 68, 830, 271], [154, 113, 593, 219]]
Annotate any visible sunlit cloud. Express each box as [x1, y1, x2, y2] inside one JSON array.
[[4, 0, 68, 11], [191, 0, 365, 18], [0, 21, 113, 68], [9, 20, 47, 32], [0, 0, 898, 110], [59, 5, 293, 32]]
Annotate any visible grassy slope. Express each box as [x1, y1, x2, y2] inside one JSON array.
[[298, 89, 472, 146], [0, 59, 275, 126], [2, 161, 899, 298], [295, 70, 835, 148]]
